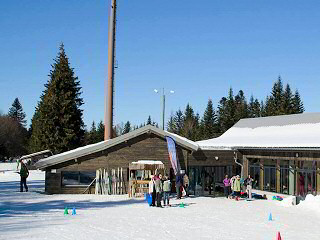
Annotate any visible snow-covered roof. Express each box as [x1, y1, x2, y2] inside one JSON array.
[[131, 160, 164, 165], [20, 150, 53, 160], [35, 125, 199, 169], [197, 113, 320, 150]]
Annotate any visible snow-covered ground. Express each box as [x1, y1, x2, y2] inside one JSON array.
[[1, 163, 320, 240]]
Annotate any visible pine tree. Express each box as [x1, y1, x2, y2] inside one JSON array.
[[269, 76, 284, 115], [97, 121, 105, 141], [167, 114, 176, 132], [88, 121, 100, 144], [283, 84, 293, 114], [248, 96, 261, 118], [29, 43, 84, 154], [122, 121, 131, 134], [292, 90, 304, 113], [217, 97, 228, 134], [234, 90, 248, 121], [182, 104, 196, 140], [194, 112, 201, 140], [217, 88, 236, 133], [8, 98, 27, 127], [202, 99, 217, 139], [173, 109, 184, 135], [263, 96, 275, 117], [260, 100, 265, 117]]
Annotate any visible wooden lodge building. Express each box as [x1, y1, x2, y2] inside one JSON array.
[[35, 113, 320, 196]]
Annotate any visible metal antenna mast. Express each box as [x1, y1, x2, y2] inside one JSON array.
[[105, 0, 117, 140]]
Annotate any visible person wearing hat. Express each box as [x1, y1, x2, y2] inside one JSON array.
[[19, 161, 29, 192]]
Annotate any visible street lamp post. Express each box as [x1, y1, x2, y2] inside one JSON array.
[[154, 88, 174, 130]]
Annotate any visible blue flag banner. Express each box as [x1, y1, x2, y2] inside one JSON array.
[[166, 136, 180, 175]]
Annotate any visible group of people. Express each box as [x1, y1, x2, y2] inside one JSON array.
[[148, 171, 189, 208], [148, 173, 171, 207], [223, 174, 254, 200]]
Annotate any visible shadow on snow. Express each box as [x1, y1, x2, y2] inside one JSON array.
[[0, 179, 145, 219]]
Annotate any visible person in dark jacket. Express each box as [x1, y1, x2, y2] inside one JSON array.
[[19, 161, 29, 192], [155, 174, 163, 207], [175, 174, 182, 199]]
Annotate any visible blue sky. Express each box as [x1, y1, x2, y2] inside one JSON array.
[[1, 0, 320, 129]]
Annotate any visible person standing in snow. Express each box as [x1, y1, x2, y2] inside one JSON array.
[[149, 175, 156, 206], [183, 173, 189, 197], [229, 176, 236, 198], [163, 175, 171, 206], [19, 161, 29, 192], [223, 175, 231, 198], [175, 173, 182, 199], [298, 173, 305, 197], [155, 174, 163, 207], [245, 175, 253, 200], [233, 175, 241, 198]]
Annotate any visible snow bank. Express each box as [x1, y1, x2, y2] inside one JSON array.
[[278, 196, 296, 207], [0, 169, 44, 182], [0, 163, 16, 172], [297, 194, 320, 214]]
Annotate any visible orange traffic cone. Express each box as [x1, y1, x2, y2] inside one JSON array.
[[277, 232, 282, 240]]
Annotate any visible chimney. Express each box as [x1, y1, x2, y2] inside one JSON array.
[[105, 0, 117, 140]]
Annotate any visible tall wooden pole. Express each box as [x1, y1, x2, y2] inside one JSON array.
[[105, 0, 117, 140]]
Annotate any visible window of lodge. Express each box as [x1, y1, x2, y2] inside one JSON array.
[[62, 171, 96, 186]]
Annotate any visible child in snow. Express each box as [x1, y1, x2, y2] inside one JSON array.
[[163, 175, 171, 206]]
